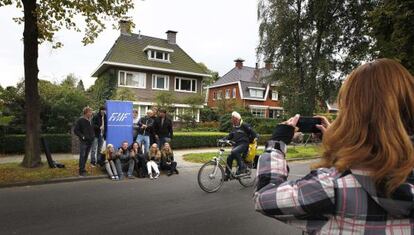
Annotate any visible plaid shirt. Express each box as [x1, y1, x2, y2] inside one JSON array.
[[254, 141, 414, 235]]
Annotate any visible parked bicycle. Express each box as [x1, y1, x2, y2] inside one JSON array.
[[197, 139, 257, 193]]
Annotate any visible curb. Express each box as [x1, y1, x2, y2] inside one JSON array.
[[0, 175, 107, 189], [287, 156, 321, 162]]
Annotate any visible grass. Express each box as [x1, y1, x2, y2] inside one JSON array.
[[175, 131, 227, 136], [0, 160, 104, 186], [182, 145, 321, 164]]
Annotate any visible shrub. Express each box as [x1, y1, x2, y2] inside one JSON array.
[[0, 134, 71, 154], [200, 107, 219, 122]]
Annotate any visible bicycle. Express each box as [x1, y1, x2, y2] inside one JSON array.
[[197, 139, 257, 193]]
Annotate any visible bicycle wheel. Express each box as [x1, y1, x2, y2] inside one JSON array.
[[238, 163, 256, 187], [198, 161, 225, 193]]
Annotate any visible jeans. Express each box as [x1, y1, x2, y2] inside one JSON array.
[[226, 144, 248, 175], [147, 161, 160, 176], [104, 160, 118, 177], [114, 158, 135, 178], [90, 134, 104, 164], [136, 135, 150, 154], [79, 141, 92, 174], [161, 161, 177, 173], [157, 137, 171, 149]]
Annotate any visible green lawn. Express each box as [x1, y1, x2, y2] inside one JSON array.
[[183, 145, 321, 164], [0, 160, 104, 186]]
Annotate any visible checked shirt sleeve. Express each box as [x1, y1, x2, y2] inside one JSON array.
[[254, 144, 337, 224]]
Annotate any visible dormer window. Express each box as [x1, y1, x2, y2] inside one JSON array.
[[249, 87, 265, 98], [143, 45, 173, 63]]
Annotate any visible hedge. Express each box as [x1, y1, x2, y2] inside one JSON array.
[[171, 132, 271, 149], [0, 134, 71, 154], [0, 132, 273, 154]]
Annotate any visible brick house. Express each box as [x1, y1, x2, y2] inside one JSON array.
[[91, 20, 211, 122], [207, 59, 283, 118]]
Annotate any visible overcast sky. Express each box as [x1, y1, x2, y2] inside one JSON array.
[[0, 0, 260, 89]]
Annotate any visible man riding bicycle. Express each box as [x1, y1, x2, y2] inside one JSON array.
[[222, 111, 257, 181]]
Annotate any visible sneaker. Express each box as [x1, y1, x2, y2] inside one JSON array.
[[79, 172, 87, 177], [224, 174, 230, 181], [149, 174, 153, 180], [167, 171, 172, 176], [154, 173, 160, 179], [115, 176, 120, 180], [174, 169, 179, 174], [111, 176, 116, 180], [91, 163, 96, 168], [128, 175, 135, 179]]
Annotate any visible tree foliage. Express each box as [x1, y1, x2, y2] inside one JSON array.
[[154, 91, 176, 114], [369, 0, 414, 74], [258, 0, 374, 115], [111, 87, 136, 101]]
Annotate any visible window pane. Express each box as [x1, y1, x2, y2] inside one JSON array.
[[175, 78, 180, 90], [157, 76, 165, 89], [156, 51, 163, 59], [138, 73, 146, 88], [232, 88, 236, 98], [191, 80, 196, 91], [119, 72, 125, 85], [151, 51, 155, 58], [180, 79, 191, 91]]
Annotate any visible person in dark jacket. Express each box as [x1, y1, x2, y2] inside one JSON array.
[[114, 141, 135, 179], [132, 109, 139, 142], [90, 106, 106, 166], [74, 106, 95, 176], [136, 110, 155, 154], [154, 109, 173, 148], [130, 142, 147, 178], [223, 111, 257, 180], [149, 108, 157, 146]]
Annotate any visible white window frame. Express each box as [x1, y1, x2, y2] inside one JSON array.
[[174, 107, 200, 122], [232, 88, 237, 98], [271, 90, 279, 101], [118, 70, 146, 89], [225, 89, 230, 99], [175, 77, 197, 93], [151, 74, 169, 90], [250, 108, 266, 118], [147, 50, 171, 63], [217, 90, 222, 100], [249, 88, 264, 98]]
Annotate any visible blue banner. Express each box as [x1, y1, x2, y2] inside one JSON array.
[[105, 100, 133, 149]]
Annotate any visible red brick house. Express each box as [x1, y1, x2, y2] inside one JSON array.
[[207, 59, 283, 118]]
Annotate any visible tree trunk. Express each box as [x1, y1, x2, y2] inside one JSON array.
[[21, 0, 42, 168]]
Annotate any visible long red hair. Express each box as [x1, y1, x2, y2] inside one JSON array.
[[316, 58, 414, 195]]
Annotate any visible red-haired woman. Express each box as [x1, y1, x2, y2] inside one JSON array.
[[254, 59, 414, 234]]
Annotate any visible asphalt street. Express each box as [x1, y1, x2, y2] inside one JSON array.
[[0, 160, 315, 235]]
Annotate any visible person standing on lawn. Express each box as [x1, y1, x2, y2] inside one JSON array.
[[74, 106, 95, 177], [90, 106, 106, 166], [132, 109, 140, 143], [154, 109, 173, 148]]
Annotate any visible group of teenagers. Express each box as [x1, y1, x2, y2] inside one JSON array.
[[74, 106, 176, 179]]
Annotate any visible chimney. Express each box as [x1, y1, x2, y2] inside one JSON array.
[[265, 61, 273, 70], [234, 58, 244, 69], [166, 30, 178, 44], [119, 19, 132, 35]]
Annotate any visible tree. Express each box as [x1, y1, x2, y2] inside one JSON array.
[[111, 87, 136, 101], [76, 80, 85, 92], [258, 0, 374, 115], [369, 0, 414, 74], [181, 94, 205, 127], [198, 62, 219, 87], [154, 91, 176, 114], [0, 0, 134, 167]]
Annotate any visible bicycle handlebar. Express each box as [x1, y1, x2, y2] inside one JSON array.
[[217, 139, 235, 146]]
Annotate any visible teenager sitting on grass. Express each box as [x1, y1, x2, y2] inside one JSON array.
[[102, 144, 119, 180], [160, 142, 178, 176], [146, 143, 161, 179], [129, 142, 147, 178]]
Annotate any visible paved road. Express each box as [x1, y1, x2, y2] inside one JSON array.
[[0, 160, 315, 235]]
